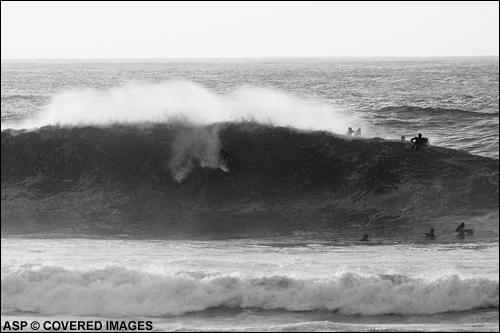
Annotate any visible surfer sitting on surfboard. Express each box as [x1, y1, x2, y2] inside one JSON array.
[[425, 228, 435, 239], [410, 133, 428, 150]]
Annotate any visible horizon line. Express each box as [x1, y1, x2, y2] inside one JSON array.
[[2, 55, 499, 62]]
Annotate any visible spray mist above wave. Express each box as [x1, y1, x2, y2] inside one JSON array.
[[4, 80, 355, 134], [168, 124, 222, 182]]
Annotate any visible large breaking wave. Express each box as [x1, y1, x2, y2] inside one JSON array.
[[1, 121, 498, 239]]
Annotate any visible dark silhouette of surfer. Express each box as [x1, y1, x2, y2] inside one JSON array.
[[359, 234, 369, 241], [346, 127, 354, 136], [410, 133, 428, 150], [353, 127, 361, 137], [457, 229, 465, 239], [219, 149, 229, 166], [219, 149, 229, 164], [425, 228, 435, 239], [455, 223, 473, 235], [401, 135, 405, 141]]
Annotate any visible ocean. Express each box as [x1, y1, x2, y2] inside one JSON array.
[[1, 57, 499, 332]]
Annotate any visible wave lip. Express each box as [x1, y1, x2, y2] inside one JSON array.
[[1, 266, 498, 317]]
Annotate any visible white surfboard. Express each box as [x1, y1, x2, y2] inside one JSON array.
[[218, 162, 229, 173]]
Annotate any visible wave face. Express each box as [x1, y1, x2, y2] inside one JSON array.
[[1, 122, 498, 238], [1, 265, 497, 317]]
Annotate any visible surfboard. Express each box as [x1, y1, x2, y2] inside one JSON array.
[[218, 162, 229, 173]]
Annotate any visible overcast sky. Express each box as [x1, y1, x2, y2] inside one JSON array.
[[1, 1, 498, 59]]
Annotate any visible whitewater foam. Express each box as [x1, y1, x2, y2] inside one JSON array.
[[1, 265, 497, 317]]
